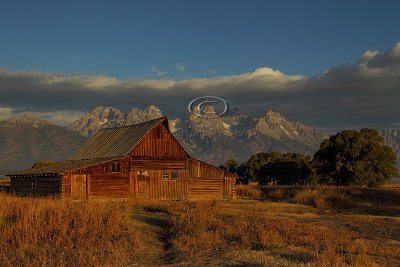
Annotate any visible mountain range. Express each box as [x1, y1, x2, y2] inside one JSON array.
[[0, 113, 84, 174], [0, 106, 399, 174], [67, 105, 329, 164]]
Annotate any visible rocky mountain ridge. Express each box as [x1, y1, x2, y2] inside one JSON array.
[[68, 105, 329, 164], [1, 107, 398, 175], [68, 105, 163, 137]]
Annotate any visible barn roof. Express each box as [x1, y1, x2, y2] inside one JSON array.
[[9, 158, 116, 176], [69, 116, 167, 160]]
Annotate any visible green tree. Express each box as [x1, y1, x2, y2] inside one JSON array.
[[247, 152, 316, 185], [218, 164, 228, 171], [313, 128, 398, 187], [236, 162, 250, 184], [32, 160, 55, 168], [262, 153, 317, 185], [224, 159, 239, 173], [247, 152, 281, 183]]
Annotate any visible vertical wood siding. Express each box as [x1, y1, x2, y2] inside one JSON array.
[[62, 174, 71, 197], [188, 158, 237, 200], [130, 169, 188, 201], [60, 156, 237, 201], [65, 158, 130, 199], [48, 120, 237, 200], [130, 123, 187, 158], [89, 173, 129, 198], [71, 174, 87, 198]]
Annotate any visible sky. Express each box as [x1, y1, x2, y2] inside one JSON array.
[[0, 0, 400, 131]]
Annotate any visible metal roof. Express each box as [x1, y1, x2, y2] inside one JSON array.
[[69, 117, 167, 160], [8, 158, 116, 176]]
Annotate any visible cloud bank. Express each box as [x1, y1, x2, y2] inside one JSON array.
[[0, 42, 400, 131]]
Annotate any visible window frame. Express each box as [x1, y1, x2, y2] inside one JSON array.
[[162, 172, 170, 179], [162, 171, 179, 180], [111, 161, 121, 173], [171, 171, 178, 180]]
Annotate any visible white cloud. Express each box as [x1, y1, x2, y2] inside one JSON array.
[[0, 105, 84, 126], [0, 42, 400, 130], [389, 42, 400, 57], [358, 50, 379, 66], [0, 106, 14, 121], [31, 111, 86, 125], [149, 66, 166, 76], [207, 68, 216, 75], [175, 63, 187, 72]]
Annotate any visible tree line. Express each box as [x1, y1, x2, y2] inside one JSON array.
[[220, 128, 398, 187]]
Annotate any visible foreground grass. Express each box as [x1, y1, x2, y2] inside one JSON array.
[[0, 187, 399, 266], [168, 201, 400, 266], [0, 193, 145, 266]]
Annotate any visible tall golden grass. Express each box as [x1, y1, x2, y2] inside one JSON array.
[[0, 190, 399, 266], [237, 185, 400, 208], [0, 193, 144, 266], [167, 201, 383, 266]]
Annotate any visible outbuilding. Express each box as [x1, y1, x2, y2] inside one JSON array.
[[8, 117, 237, 200]]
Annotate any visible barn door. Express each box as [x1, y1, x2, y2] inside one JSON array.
[[223, 177, 232, 200], [71, 174, 87, 199], [137, 171, 150, 199]]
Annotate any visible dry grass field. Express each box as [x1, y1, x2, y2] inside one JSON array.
[[0, 186, 399, 266]]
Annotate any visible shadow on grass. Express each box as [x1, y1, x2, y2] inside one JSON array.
[[135, 212, 170, 229], [133, 211, 178, 264], [341, 204, 400, 217]]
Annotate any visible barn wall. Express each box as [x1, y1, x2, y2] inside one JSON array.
[[62, 174, 71, 197], [64, 158, 131, 199], [188, 158, 237, 200], [60, 156, 236, 200], [130, 169, 188, 201], [89, 173, 130, 198], [69, 158, 130, 176], [11, 176, 62, 196], [130, 158, 186, 170], [129, 122, 187, 158]]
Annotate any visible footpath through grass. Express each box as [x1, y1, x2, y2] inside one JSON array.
[[0, 188, 399, 266]]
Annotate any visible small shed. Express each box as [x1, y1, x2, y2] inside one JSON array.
[[8, 117, 237, 200]]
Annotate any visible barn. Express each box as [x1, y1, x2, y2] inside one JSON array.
[[7, 117, 237, 200]]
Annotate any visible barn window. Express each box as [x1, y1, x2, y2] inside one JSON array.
[[162, 171, 178, 180], [171, 172, 178, 179], [112, 161, 120, 172], [31, 181, 37, 189]]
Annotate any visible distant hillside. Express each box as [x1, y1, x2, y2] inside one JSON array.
[[0, 113, 85, 173]]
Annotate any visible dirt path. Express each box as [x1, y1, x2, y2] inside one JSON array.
[[130, 210, 173, 266]]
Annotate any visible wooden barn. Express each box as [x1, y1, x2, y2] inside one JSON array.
[[7, 117, 237, 200]]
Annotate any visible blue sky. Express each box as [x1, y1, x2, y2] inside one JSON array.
[[1, 0, 400, 78], [0, 0, 400, 131]]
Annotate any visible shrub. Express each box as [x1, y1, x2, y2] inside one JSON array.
[[236, 185, 262, 199]]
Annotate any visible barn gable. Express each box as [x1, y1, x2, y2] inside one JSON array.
[[129, 119, 187, 158], [69, 117, 172, 160]]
